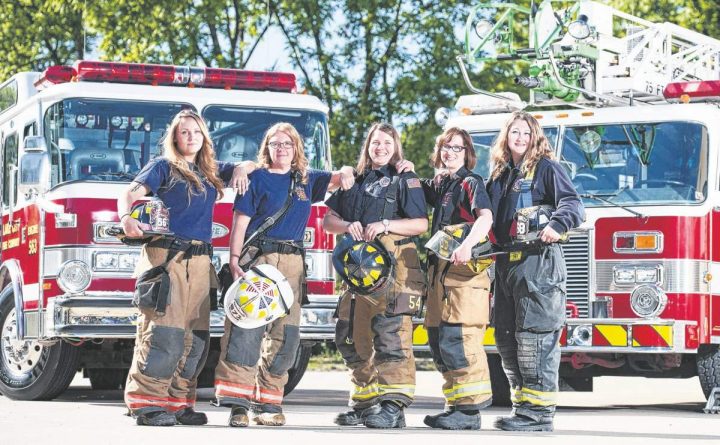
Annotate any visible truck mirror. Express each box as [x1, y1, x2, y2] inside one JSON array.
[[19, 151, 51, 199], [23, 135, 48, 153]]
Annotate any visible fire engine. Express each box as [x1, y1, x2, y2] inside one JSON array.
[[422, 0, 720, 406], [0, 61, 338, 400]]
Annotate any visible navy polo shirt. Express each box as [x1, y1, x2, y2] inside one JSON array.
[[422, 166, 491, 234], [325, 164, 427, 224], [234, 168, 331, 242], [486, 157, 584, 244], [134, 157, 236, 243]]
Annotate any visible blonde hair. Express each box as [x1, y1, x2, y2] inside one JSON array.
[[257, 122, 309, 184], [431, 127, 476, 170], [356, 122, 404, 172], [161, 109, 225, 200], [490, 111, 555, 180]]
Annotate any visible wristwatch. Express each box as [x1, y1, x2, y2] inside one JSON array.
[[382, 218, 390, 234]]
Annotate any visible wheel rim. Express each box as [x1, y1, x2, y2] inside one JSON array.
[[1, 308, 44, 378]]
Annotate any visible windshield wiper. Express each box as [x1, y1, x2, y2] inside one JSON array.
[[100, 172, 137, 181], [579, 191, 645, 219]]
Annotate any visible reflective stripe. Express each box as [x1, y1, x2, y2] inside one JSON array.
[[166, 397, 194, 412], [257, 387, 283, 404], [510, 387, 522, 404], [442, 380, 492, 402], [215, 379, 255, 399], [378, 383, 415, 398], [352, 383, 379, 401], [126, 394, 168, 410], [520, 387, 557, 407]]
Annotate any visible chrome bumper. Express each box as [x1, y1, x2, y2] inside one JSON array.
[[43, 293, 338, 340]]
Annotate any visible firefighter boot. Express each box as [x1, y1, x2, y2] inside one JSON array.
[[253, 403, 286, 426], [334, 404, 381, 426], [175, 407, 208, 426], [494, 414, 553, 432], [136, 410, 177, 427], [423, 407, 455, 428], [228, 406, 249, 427], [364, 401, 406, 429], [435, 410, 481, 430]]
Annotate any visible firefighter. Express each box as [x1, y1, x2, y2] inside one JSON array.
[[120, 109, 252, 426], [214, 122, 354, 427], [413, 127, 494, 430], [323, 122, 428, 429], [486, 111, 584, 432]]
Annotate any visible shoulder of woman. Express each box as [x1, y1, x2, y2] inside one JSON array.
[[398, 171, 422, 190]]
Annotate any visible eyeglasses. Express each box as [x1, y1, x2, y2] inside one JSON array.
[[268, 141, 295, 150], [441, 145, 466, 153]]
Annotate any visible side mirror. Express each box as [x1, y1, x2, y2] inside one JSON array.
[[23, 135, 48, 153], [19, 150, 51, 200]]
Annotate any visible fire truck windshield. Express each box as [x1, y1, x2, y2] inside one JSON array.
[[43, 100, 330, 186], [203, 106, 329, 170], [560, 121, 708, 206]]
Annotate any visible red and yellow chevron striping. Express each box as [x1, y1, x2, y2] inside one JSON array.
[[632, 325, 673, 347]]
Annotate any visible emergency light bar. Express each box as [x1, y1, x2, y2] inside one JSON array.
[[663, 80, 720, 102], [34, 60, 297, 93]]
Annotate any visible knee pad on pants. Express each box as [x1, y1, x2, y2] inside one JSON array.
[[335, 319, 362, 364], [142, 325, 185, 379], [427, 326, 447, 373], [438, 322, 469, 371], [180, 330, 210, 380], [372, 314, 405, 363], [225, 324, 264, 366], [268, 325, 300, 376]]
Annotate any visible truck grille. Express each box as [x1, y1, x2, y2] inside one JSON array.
[[561, 231, 591, 318]]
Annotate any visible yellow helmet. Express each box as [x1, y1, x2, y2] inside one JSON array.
[[223, 264, 294, 328]]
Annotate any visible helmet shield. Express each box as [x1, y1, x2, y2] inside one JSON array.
[[224, 264, 294, 329], [130, 200, 173, 236], [510, 205, 554, 242]]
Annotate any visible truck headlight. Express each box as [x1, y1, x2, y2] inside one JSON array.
[[93, 252, 138, 272], [635, 265, 662, 284], [57, 260, 92, 294], [613, 266, 635, 284], [630, 284, 667, 318]]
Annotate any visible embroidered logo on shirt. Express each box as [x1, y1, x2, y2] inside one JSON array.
[[442, 192, 453, 206], [295, 187, 308, 201], [406, 178, 421, 189], [379, 177, 391, 187], [512, 178, 524, 192]]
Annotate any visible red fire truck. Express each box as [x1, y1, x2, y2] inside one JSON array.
[[0, 61, 338, 400], [421, 0, 720, 406]]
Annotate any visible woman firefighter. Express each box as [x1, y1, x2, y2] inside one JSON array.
[[413, 127, 494, 430], [323, 122, 428, 429], [213, 122, 354, 427], [486, 111, 584, 432], [119, 109, 251, 426]]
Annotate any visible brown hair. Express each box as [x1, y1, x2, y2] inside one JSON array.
[[356, 122, 404, 172], [431, 127, 476, 170], [161, 109, 225, 200], [490, 111, 555, 180], [257, 122, 309, 184]]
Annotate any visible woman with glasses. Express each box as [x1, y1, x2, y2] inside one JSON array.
[[399, 127, 494, 430], [323, 122, 428, 429], [120, 109, 252, 426], [214, 122, 354, 427]]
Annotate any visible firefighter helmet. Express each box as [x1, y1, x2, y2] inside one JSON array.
[[424, 223, 494, 273], [510, 205, 554, 242], [332, 234, 395, 296], [223, 264, 294, 329], [129, 200, 173, 236]]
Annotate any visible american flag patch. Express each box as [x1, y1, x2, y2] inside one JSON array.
[[406, 178, 421, 189]]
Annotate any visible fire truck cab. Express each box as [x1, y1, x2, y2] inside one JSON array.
[[427, 0, 720, 405], [0, 61, 337, 400]]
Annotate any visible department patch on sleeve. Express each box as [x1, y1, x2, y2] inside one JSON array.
[[406, 177, 421, 189]]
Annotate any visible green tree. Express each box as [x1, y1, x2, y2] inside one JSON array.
[[0, 0, 90, 81]]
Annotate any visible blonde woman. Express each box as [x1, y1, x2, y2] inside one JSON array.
[[119, 109, 252, 426], [214, 122, 354, 427], [486, 111, 584, 432]]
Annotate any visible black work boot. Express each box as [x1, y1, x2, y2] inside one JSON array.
[[364, 401, 406, 429], [435, 410, 481, 430], [334, 404, 382, 426], [228, 405, 249, 427], [423, 407, 455, 428], [136, 410, 177, 426], [494, 414, 553, 432], [175, 407, 208, 426]]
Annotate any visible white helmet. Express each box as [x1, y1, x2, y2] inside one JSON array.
[[223, 264, 295, 329]]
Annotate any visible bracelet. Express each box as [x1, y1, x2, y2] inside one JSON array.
[[119, 213, 131, 221], [230, 253, 241, 258]]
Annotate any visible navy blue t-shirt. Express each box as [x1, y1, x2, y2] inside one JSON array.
[[134, 157, 236, 243], [234, 168, 332, 242]]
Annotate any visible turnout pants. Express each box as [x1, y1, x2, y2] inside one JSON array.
[[125, 244, 212, 415], [214, 252, 303, 409], [425, 259, 492, 410], [334, 234, 423, 409], [493, 244, 566, 421]]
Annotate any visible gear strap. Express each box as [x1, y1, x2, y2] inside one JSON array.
[[345, 294, 356, 345], [381, 175, 401, 221]]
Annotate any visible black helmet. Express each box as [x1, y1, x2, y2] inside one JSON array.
[[109, 200, 174, 246], [510, 204, 554, 242], [332, 234, 395, 296]]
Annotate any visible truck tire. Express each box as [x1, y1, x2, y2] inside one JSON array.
[[488, 353, 511, 407], [284, 343, 312, 396], [0, 286, 80, 400], [697, 345, 720, 399], [87, 368, 128, 390]]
